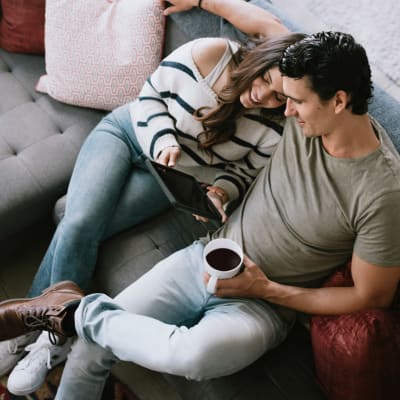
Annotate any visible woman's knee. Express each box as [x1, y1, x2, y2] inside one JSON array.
[[59, 214, 96, 241], [103, 105, 136, 146]]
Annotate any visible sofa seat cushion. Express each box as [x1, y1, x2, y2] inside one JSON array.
[[0, 49, 104, 244], [53, 194, 210, 296], [94, 209, 210, 296]]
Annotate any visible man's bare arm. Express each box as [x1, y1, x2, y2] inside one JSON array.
[[162, 0, 290, 38], [210, 254, 400, 314]]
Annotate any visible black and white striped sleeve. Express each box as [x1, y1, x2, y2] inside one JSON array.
[[131, 43, 200, 160]]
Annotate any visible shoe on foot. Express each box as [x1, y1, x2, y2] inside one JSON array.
[[7, 332, 73, 396], [0, 332, 39, 377], [0, 281, 84, 342]]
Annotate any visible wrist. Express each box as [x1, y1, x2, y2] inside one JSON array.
[[217, 191, 229, 205], [261, 280, 282, 304]]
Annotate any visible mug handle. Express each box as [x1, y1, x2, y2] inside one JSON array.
[[207, 276, 218, 294]]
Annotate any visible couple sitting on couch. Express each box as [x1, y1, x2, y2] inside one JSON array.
[[1, 0, 400, 399]]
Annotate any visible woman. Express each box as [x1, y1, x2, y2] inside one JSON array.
[[2, 0, 305, 396]]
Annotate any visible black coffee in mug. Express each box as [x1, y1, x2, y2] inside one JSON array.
[[205, 248, 241, 271]]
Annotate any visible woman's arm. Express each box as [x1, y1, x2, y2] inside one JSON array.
[[163, 0, 290, 38]]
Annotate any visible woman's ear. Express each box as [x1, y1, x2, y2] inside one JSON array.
[[334, 90, 350, 114]]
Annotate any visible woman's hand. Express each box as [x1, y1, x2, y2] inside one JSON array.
[[204, 255, 271, 299], [162, 0, 197, 16], [193, 185, 228, 223], [161, 0, 289, 38], [156, 146, 181, 167]]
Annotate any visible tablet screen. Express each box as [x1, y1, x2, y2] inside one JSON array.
[[145, 160, 221, 221]]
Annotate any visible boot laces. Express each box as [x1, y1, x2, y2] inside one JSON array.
[[21, 306, 63, 345], [14, 333, 72, 373]]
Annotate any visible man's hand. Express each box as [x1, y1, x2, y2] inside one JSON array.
[[205, 252, 400, 314], [204, 255, 271, 298], [156, 146, 181, 167], [162, 0, 197, 16]]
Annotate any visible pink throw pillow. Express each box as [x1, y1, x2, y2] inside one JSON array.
[[0, 0, 45, 54], [36, 0, 165, 110]]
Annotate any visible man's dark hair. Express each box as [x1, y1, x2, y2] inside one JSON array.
[[279, 31, 373, 114]]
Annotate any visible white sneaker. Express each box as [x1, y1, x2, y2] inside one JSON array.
[[7, 332, 73, 396], [0, 332, 39, 377]]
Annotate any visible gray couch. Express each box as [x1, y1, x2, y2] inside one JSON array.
[[1, 2, 399, 399]]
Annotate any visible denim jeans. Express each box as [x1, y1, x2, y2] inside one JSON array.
[[55, 241, 291, 400], [28, 104, 170, 297]]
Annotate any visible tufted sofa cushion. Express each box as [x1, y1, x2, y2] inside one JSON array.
[[52, 196, 210, 297], [0, 49, 104, 247]]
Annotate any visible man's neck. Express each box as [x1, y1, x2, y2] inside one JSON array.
[[321, 114, 380, 159]]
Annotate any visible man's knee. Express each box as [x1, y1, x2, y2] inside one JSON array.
[[66, 338, 117, 376]]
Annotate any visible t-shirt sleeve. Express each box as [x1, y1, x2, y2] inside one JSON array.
[[354, 190, 400, 266]]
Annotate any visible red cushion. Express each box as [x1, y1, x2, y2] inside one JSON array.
[[0, 0, 45, 54], [310, 263, 400, 400]]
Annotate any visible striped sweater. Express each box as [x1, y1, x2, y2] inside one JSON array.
[[129, 38, 284, 203]]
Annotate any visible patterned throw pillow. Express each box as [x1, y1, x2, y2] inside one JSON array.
[[36, 0, 165, 111], [0, 0, 45, 54]]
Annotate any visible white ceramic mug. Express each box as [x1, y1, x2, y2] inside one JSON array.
[[203, 238, 243, 294]]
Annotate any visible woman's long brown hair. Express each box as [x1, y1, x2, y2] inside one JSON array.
[[195, 32, 306, 149]]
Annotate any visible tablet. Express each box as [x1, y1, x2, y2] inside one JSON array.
[[145, 159, 221, 221]]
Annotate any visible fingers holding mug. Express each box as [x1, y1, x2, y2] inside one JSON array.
[[203, 238, 243, 294]]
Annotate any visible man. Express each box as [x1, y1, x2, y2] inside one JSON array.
[[0, 30, 399, 399]]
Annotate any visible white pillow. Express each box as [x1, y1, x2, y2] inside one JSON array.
[[36, 0, 165, 110]]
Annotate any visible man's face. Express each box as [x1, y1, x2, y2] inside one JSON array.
[[282, 76, 335, 138]]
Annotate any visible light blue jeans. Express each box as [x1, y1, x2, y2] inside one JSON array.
[[55, 241, 291, 400], [28, 104, 170, 297]]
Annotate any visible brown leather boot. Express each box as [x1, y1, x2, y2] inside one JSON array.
[[0, 281, 84, 342]]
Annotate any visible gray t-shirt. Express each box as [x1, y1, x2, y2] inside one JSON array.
[[213, 116, 400, 286]]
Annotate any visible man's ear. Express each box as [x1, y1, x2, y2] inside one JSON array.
[[333, 90, 350, 114]]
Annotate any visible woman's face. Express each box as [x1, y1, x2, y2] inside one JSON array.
[[240, 67, 286, 109]]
